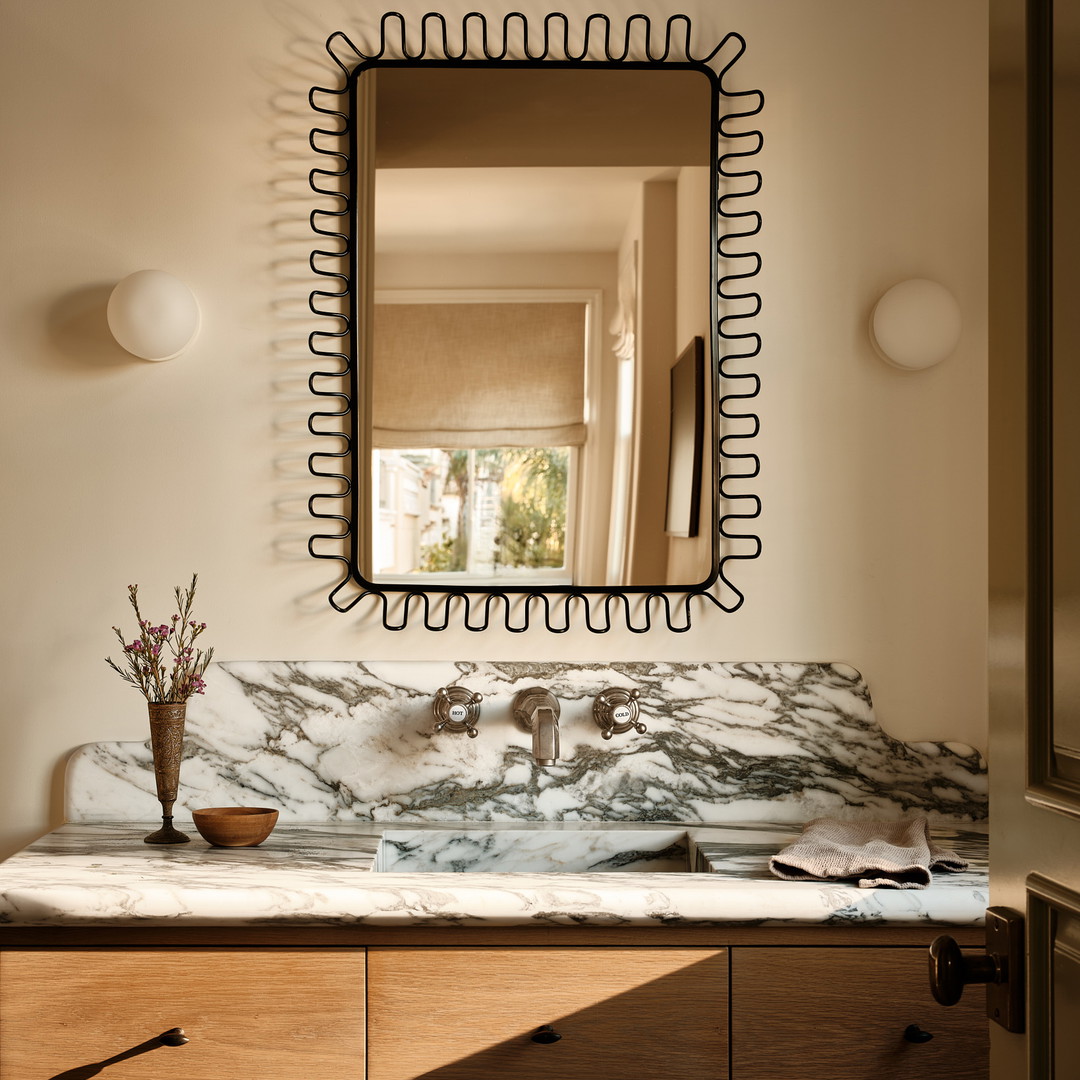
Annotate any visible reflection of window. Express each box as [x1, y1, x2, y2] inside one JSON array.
[[370, 296, 588, 584], [371, 302, 587, 448], [374, 447, 573, 581]]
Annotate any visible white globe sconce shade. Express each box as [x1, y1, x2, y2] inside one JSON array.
[[869, 279, 962, 371], [107, 270, 201, 361]]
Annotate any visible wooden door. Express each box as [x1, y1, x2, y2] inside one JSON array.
[[989, 0, 1080, 1075], [0, 948, 364, 1079], [731, 947, 987, 1080], [366, 946, 728, 1080]]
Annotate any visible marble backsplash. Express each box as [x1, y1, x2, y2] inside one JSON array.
[[67, 661, 987, 824]]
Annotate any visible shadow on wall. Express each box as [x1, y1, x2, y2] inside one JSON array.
[[258, 7, 353, 613], [44, 284, 130, 371]]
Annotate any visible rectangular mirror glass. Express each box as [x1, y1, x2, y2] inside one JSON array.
[[356, 64, 716, 590]]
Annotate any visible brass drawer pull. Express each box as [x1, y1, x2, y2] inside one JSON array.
[[157, 1027, 189, 1047], [903, 1024, 933, 1044], [530, 1024, 562, 1044]]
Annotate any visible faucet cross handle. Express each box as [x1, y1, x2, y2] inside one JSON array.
[[593, 687, 647, 739], [433, 685, 483, 738]]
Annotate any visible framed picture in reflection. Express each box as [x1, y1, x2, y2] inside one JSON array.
[[665, 336, 705, 538]]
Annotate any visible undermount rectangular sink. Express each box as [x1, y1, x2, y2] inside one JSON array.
[[375, 829, 693, 874]]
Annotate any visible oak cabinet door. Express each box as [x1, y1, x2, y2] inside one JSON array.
[[367, 946, 728, 1080], [0, 948, 364, 1079], [731, 947, 988, 1080]]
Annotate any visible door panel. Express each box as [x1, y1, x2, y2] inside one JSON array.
[[1027, 875, 1080, 1076], [1028, 0, 1080, 819]]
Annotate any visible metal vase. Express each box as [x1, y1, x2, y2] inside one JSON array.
[[144, 701, 190, 844]]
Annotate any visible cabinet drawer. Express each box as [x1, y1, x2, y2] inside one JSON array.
[[367, 946, 728, 1080], [731, 947, 988, 1080], [0, 948, 364, 1079]]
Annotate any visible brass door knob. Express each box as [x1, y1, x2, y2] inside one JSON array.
[[927, 907, 1025, 1034], [929, 934, 1003, 1006]]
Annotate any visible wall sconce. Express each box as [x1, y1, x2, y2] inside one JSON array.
[[107, 270, 200, 362], [869, 279, 961, 371]]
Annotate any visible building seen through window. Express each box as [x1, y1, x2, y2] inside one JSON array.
[[373, 447, 571, 579]]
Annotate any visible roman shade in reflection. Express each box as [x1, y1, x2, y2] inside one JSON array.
[[372, 302, 586, 448]]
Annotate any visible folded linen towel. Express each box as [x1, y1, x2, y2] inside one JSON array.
[[768, 817, 967, 890]]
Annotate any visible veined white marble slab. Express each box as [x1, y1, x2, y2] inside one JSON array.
[[68, 661, 988, 824], [0, 821, 988, 928], [376, 828, 693, 873]]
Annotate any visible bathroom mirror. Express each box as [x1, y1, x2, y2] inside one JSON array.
[[309, 14, 762, 631]]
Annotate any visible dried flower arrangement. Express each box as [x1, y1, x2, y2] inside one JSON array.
[[105, 574, 213, 703]]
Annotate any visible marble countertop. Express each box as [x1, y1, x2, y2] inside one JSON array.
[[0, 820, 988, 929]]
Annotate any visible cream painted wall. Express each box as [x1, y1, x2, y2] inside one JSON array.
[[0, 0, 988, 859], [626, 179, 677, 583], [667, 164, 713, 585]]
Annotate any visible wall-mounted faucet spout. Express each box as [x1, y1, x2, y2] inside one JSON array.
[[512, 688, 561, 766]]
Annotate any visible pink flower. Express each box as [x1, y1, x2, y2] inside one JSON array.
[[106, 575, 212, 704]]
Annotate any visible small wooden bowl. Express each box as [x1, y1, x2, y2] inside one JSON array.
[[192, 807, 279, 848]]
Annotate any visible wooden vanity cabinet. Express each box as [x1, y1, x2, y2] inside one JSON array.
[[0, 927, 987, 1080], [730, 947, 989, 1080], [366, 946, 728, 1080], [0, 948, 365, 1079]]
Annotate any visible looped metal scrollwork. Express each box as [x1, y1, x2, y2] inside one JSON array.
[[308, 11, 762, 633]]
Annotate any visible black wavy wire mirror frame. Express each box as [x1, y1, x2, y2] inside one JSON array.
[[307, 11, 762, 633]]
